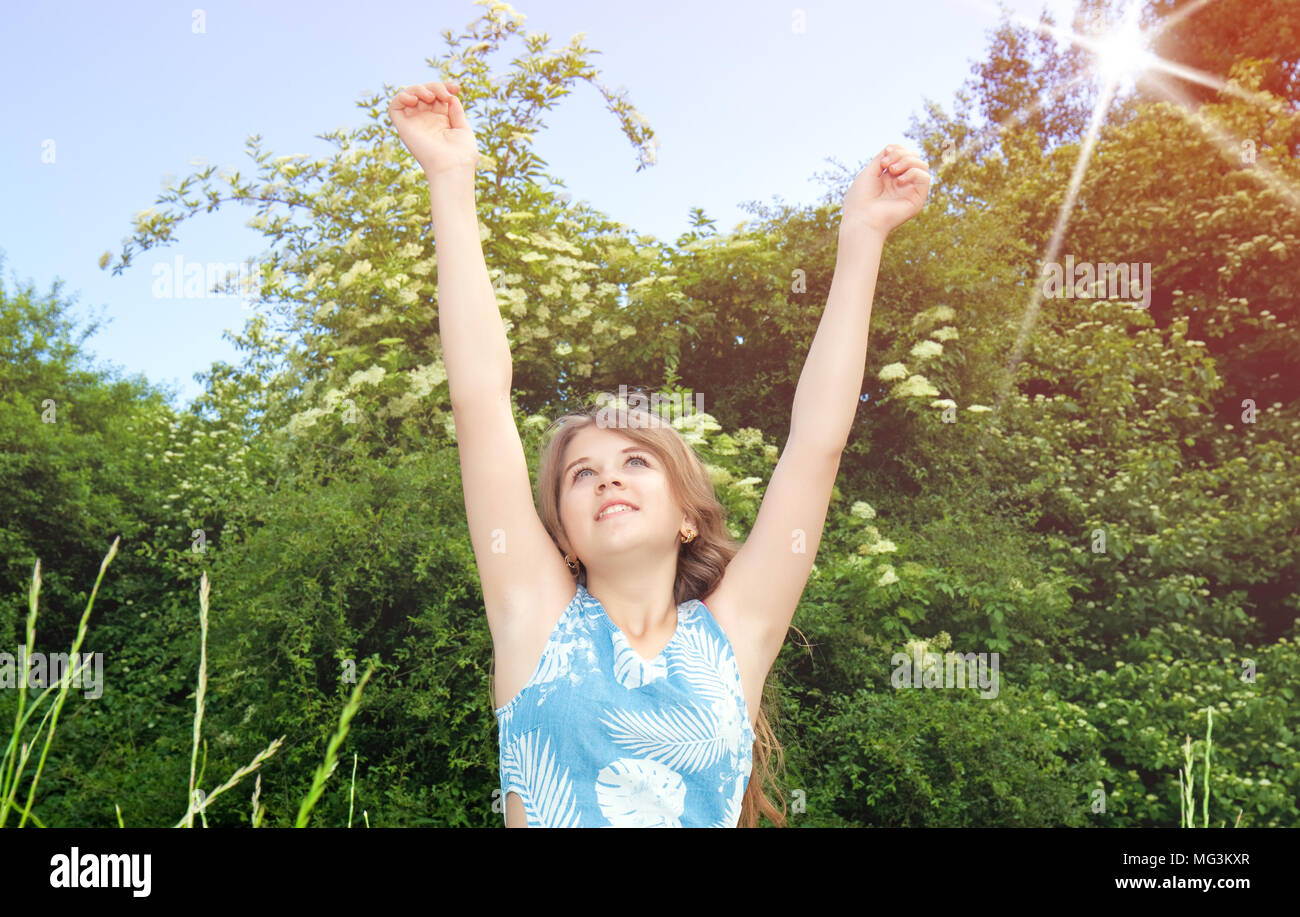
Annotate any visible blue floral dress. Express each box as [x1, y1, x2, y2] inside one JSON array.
[[494, 583, 755, 827]]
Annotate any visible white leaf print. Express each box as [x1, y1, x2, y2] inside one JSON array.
[[610, 627, 668, 688], [600, 704, 725, 773], [504, 731, 581, 828], [531, 634, 595, 708], [709, 696, 746, 759], [532, 634, 579, 686], [595, 758, 685, 827], [666, 610, 733, 706], [710, 773, 746, 828]]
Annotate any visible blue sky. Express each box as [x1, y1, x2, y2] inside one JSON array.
[[1, 0, 1080, 408]]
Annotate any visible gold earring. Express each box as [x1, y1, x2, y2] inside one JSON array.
[[564, 553, 579, 574], [679, 528, 696, 544]]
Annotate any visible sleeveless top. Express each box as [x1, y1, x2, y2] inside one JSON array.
[[494, 582, 755, 827]]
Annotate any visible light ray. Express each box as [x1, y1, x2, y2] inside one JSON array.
[[1143, 70, 1300, 211], [934, 68, 1095, 180], [992, 76, 1121, 411], [943, 0, 1293, 418]]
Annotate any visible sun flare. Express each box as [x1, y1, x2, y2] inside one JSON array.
[[1093, 7, 1154, 84]]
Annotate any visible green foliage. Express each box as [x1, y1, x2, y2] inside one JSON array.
[[1060, 623, 1299, 826], [1, 0, 1296, 828]]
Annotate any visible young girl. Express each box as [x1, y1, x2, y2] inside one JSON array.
[[390, 80, 930, 827]]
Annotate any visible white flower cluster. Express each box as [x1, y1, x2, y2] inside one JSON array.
[[672, 411, 722, 447], [892, 374, 940, 398], [704, 463, 733, 487], [909, 340, 944, 361], [407, 359, 447, 398], [857, 524, 896, 555], [338, 259, 372, 289], [348, 365, 386, 388], [287, 406, 328, 436]]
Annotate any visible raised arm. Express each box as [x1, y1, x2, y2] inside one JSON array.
[[389, 81, 509, 406], [389, 82, 572, 636], [788, 144, 933, 454], [707, 144, 932, 672]]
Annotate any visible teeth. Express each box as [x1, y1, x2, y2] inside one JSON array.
[[599, 505, 635, 519]]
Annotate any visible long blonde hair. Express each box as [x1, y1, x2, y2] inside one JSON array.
[[527, 390, 789, 828]]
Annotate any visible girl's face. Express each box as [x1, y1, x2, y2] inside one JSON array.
[[559, 424, 683, 563]]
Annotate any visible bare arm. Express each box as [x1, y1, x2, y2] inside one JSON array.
[[389, 80, 572, 636], [706, 144, 932, 671], [788, 144, 932, 455], [389, 80, 510, 407], [428, 170, 512, 406], [787, 220, 887, 455]]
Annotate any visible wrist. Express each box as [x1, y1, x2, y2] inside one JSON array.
[[838, 214, 888, 248], [426, 166, 477, 191]]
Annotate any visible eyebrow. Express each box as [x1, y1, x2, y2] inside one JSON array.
[[563, 446, 646, 480]]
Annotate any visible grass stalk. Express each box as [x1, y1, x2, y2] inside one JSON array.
[[174, 568, 285, 827], [5, 538, 119, 828], [295, 661, 375, 827], [1177, 708, 1216, 828], [185, 572, 211, 828], [0, 559, 40, 825], [348, 751, 358, 828]]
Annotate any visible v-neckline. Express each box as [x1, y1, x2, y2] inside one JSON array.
[[583, 585, 684, 664]]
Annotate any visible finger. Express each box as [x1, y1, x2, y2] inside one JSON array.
[[425, 81, 454, 102], [394, 90, 418, 108], [887, 156, 928, 176], [895, 166, 932, 186], [883, 145, 918, 167], [448, 92, 469, 130], [401, 86, 432, 111], [415, 85, 437, 104]]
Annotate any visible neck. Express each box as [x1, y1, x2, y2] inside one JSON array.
[[584, 575, 678, 638]]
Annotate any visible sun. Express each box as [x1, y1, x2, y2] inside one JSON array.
[[1092, 6, 1155, 85]]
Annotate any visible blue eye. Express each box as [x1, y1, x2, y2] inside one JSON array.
[[573, 454, 649, 482]]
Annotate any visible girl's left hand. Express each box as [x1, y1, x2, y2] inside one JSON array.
[[842, 144, 931, 236]]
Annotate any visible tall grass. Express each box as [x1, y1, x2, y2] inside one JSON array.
[[1, 539, 376, 828], [1175, 707, 1243, 828]]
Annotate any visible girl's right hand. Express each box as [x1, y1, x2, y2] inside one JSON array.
[[388, 81, 480, 178]]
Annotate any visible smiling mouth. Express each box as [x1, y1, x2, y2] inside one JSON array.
[[597, 506, 638, 521]]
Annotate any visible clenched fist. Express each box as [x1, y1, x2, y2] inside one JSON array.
[[842, 144, 931, 237], [389, 81, 480, 178]]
